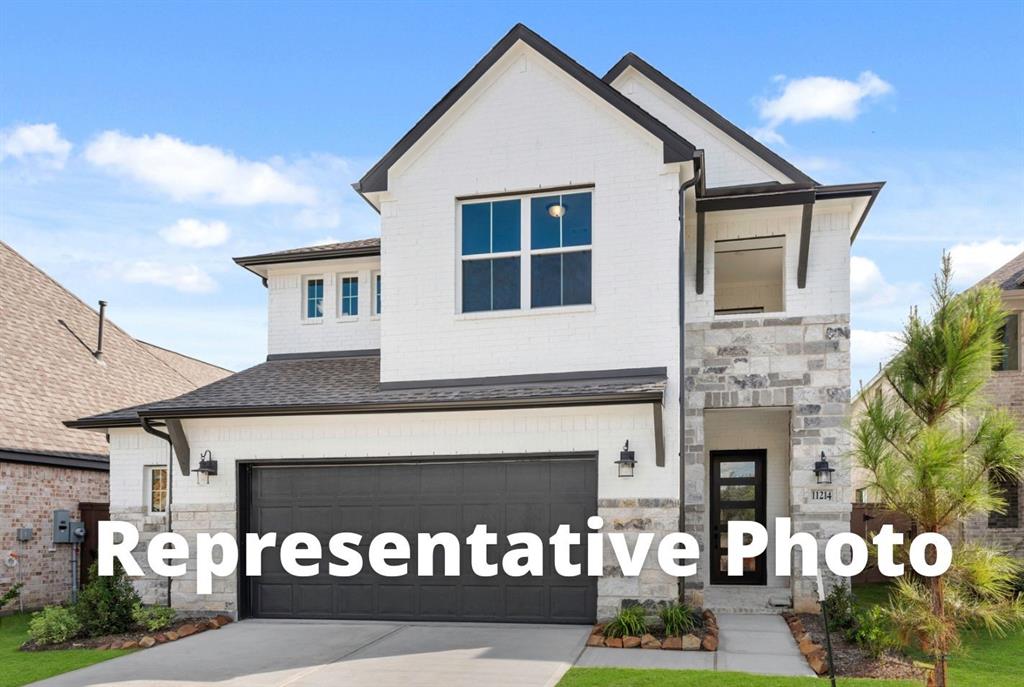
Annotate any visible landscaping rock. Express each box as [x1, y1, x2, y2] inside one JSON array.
[[701, 634, 718, 651], [591, 623, 604, 635], [205, 619, 221, 630], [808, 650, 829, 675], [799, 636, 820, 656], [139, 636, 156, 648], [622, 636, 641, 649], [586, 634, 604, 647], [164, 631, 179, 641], [119, 640, 137, 650], [213, 614, 233, 627], [681, 634, 701, 651], [154, 634, 167, 644], [176, 624, 198, 638], [661, 636, 683, 650], [641, 634, 661, 649], [605, 637, 623, 648]]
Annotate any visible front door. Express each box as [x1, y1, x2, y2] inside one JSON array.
[[710, 450, 767, 585]]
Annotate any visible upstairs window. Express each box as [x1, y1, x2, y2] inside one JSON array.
[[714, 236, 784, 315], [305, 277, 324, 319], [530, 192, 592, 308], [989, 475, 1020, 529], [373, 271, 382, 315], [340, 275, 359, 317], [461, 199, 521, 312], [993, 313, 1020, 371]]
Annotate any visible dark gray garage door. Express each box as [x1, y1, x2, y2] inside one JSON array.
[[243, 455, 597, 624]]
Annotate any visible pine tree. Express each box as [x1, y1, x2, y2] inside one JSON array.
[[853, 254, 1024, 686]]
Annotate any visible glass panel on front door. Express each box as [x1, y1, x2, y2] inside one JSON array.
[[710, 450, 767, 585]]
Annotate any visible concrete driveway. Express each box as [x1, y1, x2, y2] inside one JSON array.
[[30, 620, 591, 687]]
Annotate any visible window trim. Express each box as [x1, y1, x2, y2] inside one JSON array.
[[144, 465, 168, 515], [455, 187, 594, 315], [337, 272, 360, 321], [302, 275, 325, 321], [993, 312, 1020, 372], [712, 235, 786, 318]]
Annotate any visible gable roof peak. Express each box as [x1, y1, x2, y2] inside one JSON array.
[[354, 24, 696, 206], [603, 51, 816, 186]]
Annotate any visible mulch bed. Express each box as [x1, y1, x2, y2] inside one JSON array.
[[587, 608, 719, 652], [784, 612, 926, 681], [20, 615, 233, 652]]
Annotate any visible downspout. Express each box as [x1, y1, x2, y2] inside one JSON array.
[[678, 154, 703, 602], [141, 418, 173, 608]]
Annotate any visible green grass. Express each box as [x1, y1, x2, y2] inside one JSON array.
[[0, 613, 131, 687], [557, 668, 917, 687]]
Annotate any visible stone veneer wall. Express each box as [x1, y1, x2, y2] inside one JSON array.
[[111, 503, 237, 617], [596, 498, 679, 620], [682, 314, 853, 612], [0, 462, 108, 610]]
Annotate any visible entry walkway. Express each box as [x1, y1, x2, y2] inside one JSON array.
[[575, 613, 814, 677]]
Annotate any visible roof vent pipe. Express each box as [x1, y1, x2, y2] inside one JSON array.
[[95, 300, 107, 359]]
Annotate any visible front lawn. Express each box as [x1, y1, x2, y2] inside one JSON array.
[[557, 668, 917, 687], [0, 613, 131, 687]]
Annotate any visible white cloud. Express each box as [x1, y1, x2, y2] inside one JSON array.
[[159, 218, 231, 248], [851, 329, 902, 387], [84, 131, 317, 205], [749, 126, 787, 146], [948, 239, 1024, 288], [850, 255, 912, 312], [754, 71, 892, 142], [0, 123, 72, 169], [121, 261, 217, 293]]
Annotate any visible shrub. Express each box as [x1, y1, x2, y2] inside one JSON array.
[[28, 606, 81, 645], [603, 605, 647, 638], [75, 561, 141, 637], [659, 602, 700, 636], [823, 584, 856, 631], [132, 603, 176, 632], [845, 606, 898, 658]]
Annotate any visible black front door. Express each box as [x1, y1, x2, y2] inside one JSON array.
[[710, 450, 767, 585]]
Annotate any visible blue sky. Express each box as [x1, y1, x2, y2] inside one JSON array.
[[2, 1, 1022, 382]]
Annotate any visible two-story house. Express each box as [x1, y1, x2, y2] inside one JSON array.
[[68, 25, 882, 620]]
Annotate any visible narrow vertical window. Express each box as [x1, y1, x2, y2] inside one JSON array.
[[340, 276, 359, 317], [305, 277, 324, 319], [374, 272, 382, 315], [146, 466, 168, 514], [993, 313, 1019, 371], [529, 192, 592, 307], [461, 199, 521, 312]]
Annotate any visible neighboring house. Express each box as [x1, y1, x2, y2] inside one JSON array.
[[852, 251, 1024, 559], [0, 241, 230, 610], [69, 25, 882, 619]]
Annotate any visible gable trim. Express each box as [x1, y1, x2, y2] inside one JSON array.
[[603, 53, 816, 186], [355, 24, 696, 201]]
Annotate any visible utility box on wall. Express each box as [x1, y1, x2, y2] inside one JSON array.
[[52, 510, 86, 544]]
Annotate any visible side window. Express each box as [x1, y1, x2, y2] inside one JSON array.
[[989, 475, 1020, 529], [304, 277, 324, 319], [339, 275, 359, 317], [993, 313, 1020, 371], [529, 192, 592, 308], [461, 199, 521, 312], [373, 271, 382, 316], [145, 465, 168, 514]]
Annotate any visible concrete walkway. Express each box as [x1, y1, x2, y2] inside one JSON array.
[[576, 613, 814, 677], [30, 620, 591, 687]]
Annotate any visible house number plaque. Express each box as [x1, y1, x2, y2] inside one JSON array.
[[812, 489, 833, 501]]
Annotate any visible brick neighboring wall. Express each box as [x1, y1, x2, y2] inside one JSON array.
[[0, 462, 107, 610]]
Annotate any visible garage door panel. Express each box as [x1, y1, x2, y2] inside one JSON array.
[[246, 456, 597, 623]]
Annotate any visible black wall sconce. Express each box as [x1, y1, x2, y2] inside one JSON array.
[[195, 450, 218, 484], [813, 450, 835, 485], [615, 440, 636, 478]]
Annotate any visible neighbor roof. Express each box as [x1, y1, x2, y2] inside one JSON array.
[[68, 354, 666, 427], [603, 52, 816, 186], [0, 241, 231, 469], [976, 250, 1024, 291], [354, 23, 696, 201]]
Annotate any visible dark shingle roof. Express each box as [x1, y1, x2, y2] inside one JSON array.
[[68, 355, 666, 427], [0, 241, 231, 466], [234, 238, 380, 268], [976, 250, 1024, 291]]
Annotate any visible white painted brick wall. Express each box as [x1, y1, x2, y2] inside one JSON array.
[[610, 69, 790, 188], [266, 257, 381, 355]]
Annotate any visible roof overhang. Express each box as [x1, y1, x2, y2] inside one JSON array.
[[0, 448, 109, 471], [233, 243, 382, 280], [353, 24, 696, 211]]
